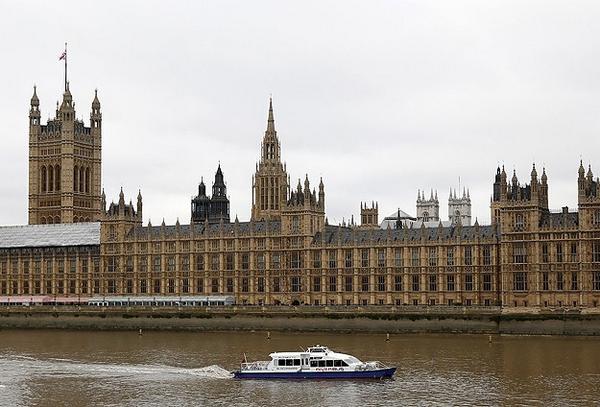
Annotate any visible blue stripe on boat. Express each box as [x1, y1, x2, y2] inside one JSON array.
[[233, 367, 396, 379]]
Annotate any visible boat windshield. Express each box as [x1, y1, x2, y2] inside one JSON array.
[[345, 357, 360, 364]]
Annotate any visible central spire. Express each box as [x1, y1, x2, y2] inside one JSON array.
[[266, 97, 276, 135]]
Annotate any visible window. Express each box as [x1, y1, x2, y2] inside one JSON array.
[[515, 213, 524, 231], [542, 272, 549, 291], [196, 278, 204, 294], [464, 274, 473, 291], [447, 247, 455, 266], [394, 275, 402, 291], [241, 278, 249, 293], [428, 248, 437, 267], [556, 244, 563, 263], [140, 280, 148, 294], [241, 253, 250, 270], [377, 249, 386, 267], [312, 251, 321, 269], [329, 276, 337, 292], [195, 255, 204, 271], [152, 256, 161, 272], [210, 254, 219, 271], [154, 279, 161, 294], [257, 277, 265, 293], [464, 246, 473, 266], [226, 278, 234, 293], [411, 248, 420, 267], [428, 274, 437, 291], [513, 243, 527, 264], [345, 276, 353, 292], [412, 274, 420, 291], [211, 278, 219, 293], [593, 272, 600, 291], [167, 256, 176, 272], [483, 274, 492, 291], [345, 250, 353, 268], [570, 242, 578, 263], [446, 275, 455, 291], [291, 276, 301, 292], [557, 272, 564, 291], [542, 243, 549, 263], [377, 275, 385, 292], [328, 250, 337, 269], [483, 246, 491, 265], [225, 254, 234, 270], [273, 277, 280, 293], [594, 242, 600, 263], [394, 248, 403, 267], [291, 251, 301, 269], [593, 210, 600, 226], [312, 276, 321, 292], [361, 249, 369, 268], [361, 276, 369, 292], [514, 272, 527, 291], [571, 272, 578, 291]]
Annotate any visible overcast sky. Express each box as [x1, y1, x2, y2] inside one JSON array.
[[1, 1, 599, 226]]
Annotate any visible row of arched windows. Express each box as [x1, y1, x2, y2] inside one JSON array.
[[74, 166, 91, 194], [40, 165, 61, 193], [73, 216, 91, 223], [40, 216, 61, 224]]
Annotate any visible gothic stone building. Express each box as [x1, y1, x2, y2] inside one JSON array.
[[2, 86, 600, 308]]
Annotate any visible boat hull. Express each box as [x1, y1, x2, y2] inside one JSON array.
[[233, 367, 396, 380]]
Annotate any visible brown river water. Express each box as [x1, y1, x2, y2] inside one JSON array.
[[0, 330, 599, 406]]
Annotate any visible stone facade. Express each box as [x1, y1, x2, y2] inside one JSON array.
[[2, 89, 600, 308], [28, 84, 102, 224]]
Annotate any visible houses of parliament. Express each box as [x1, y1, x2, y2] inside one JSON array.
[[1, 75, 600, 309]]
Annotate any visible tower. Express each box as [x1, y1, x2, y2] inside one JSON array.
[[360, 201, 379, 228], [210, 164, 230, 223], [448, 187, 472, 226], [578, 161, 600, 230], [28, 80, 102, 224], [416, 189, 439, 222], [251, 98, 290, 221]]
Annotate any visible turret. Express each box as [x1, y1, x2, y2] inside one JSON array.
[[318, 177, 325, 210], [137, 189, 143, 220], [29, 86, 40, 128], [91, 89, 101, 130]]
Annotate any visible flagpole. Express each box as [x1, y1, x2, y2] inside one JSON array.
[[64, 42, 68, 91]]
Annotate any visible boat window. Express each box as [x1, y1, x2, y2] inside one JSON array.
[[311, 361, 318, 367], [294, 359, 300, 366], [326, 360, 334, 367], [334, 360, 342, 367], [277, 359, 285, 367], [318, 360, 326, 367], [285, 359, 293, 366]]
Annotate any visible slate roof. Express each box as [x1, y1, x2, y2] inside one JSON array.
[[0, 222, 100, 249], [540, 211, 579, 228], [126, 221, 282, 239], [313, 224, 498, 245]]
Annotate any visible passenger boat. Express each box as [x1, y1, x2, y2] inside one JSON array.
[[233, 345, 396, 379]]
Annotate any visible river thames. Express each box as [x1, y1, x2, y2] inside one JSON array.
[[1, 330, 599, 406]]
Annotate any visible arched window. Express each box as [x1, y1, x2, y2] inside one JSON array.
[[55, 216, 60, 224], [74, 166, 79, 192], [422, 211, 429, 222], [40, 217, 46, 224], [55, 164, 61, 191], [47, 217, 53, 225], [41, 166, 47, 193], [48, 166, 54, 192], [85, 167, 90, 193], [79, 167, 84, 193]]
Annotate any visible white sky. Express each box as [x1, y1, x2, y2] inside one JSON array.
[[1, 1, 599, 226]]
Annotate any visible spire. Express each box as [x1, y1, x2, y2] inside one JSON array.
[[541, 167, 547, 183], [587, 164, 593, 179], [30, 85, 39, 107], [579, 160, 585, 177], [92, 88, 100, 109], [266, 97, 275, 134], [118, 187, 125, 206], [531, 162, 537, 179], [512, 170, 518, 185]]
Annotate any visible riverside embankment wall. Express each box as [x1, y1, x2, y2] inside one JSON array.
[[3, 306, 600, 335]]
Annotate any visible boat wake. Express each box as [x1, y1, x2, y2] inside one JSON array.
[[2, 355, 233, 381]]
